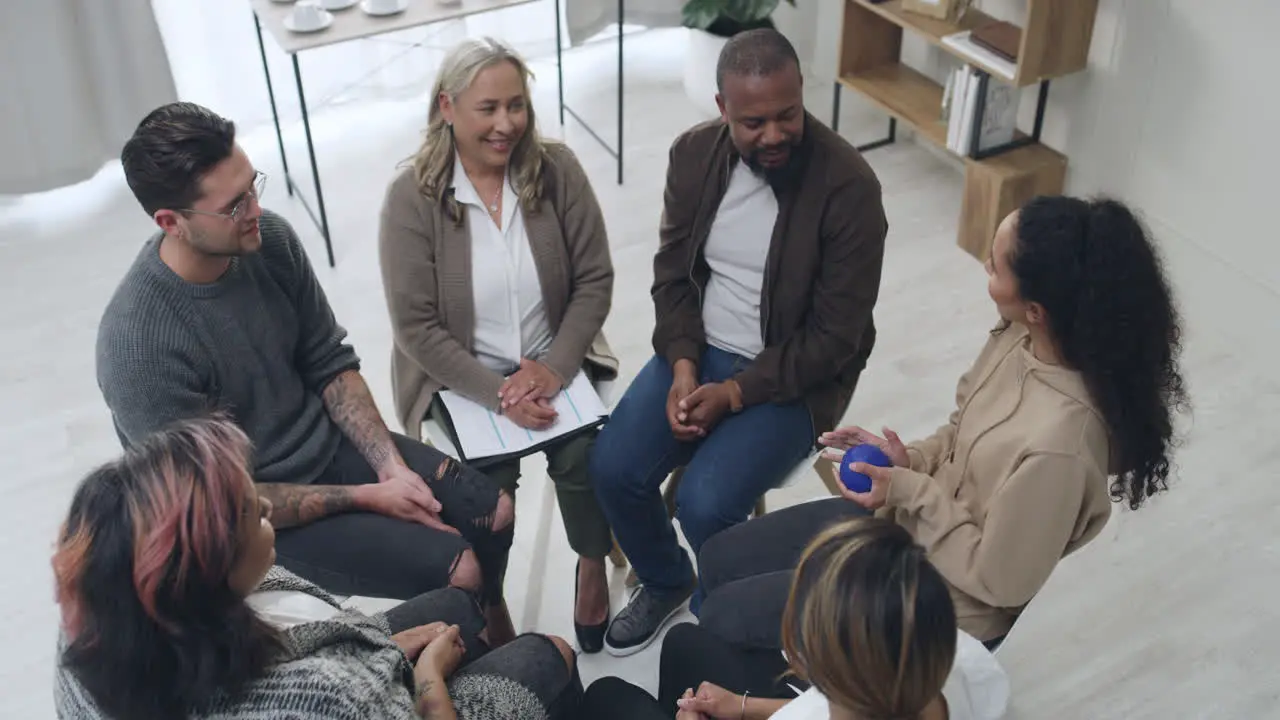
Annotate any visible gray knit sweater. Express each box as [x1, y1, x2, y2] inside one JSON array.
[[54, 567, 548, 720], [95, 211, 359, 483]]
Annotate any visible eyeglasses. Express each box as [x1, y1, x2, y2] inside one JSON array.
[[180, 171, 267, 222]]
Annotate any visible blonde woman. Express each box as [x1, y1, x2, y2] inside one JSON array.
[[581, 517, 1008, 719], [378, 37, 618, 652]]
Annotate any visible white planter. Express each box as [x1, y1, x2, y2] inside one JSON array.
[[683, 27, 729, 119]]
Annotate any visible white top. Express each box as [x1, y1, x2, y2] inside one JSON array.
[[701, 159, 778, 360], [246, 590, 340, 629], [771, 630, 1010, 720], [452, 155, 553, 374]]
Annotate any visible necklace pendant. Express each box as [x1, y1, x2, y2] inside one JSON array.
[[488, 203, 498, 212]]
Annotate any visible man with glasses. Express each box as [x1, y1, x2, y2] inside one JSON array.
[[95, 102, 518, 643]]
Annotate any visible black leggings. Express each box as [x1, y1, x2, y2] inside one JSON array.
[[273, 433, 514, 605], [698, 498, 868, 650], [381, 587, 581, 718], [698, 499, 1008, 651], [581, 623, 796, 719]]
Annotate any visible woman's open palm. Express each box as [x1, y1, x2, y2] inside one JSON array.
[[819, 425, 909, 468]]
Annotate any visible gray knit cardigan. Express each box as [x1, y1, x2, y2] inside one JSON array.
[[53, 567, 546, 720]]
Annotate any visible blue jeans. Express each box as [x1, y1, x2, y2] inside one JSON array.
[[590, 348, 814, 611]]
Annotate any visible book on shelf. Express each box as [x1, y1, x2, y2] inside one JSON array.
[[945, 64, 1019, 157], [941, 30, 1016, 81], [971, 21, 1022, 63]]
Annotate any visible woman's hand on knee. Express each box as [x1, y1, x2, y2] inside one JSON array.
[[415, 624, 465, 682], [676, 682, 740, 719], [392, 621, 449, 661]]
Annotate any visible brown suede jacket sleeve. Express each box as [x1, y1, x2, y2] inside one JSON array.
[[651, 130, 708, 367], [733, 172, 887, 408], [378, 169, 506, 410], [539, 144, 614, 384]]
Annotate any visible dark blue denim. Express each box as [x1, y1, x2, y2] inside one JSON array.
[[590, 347, 813, 610]]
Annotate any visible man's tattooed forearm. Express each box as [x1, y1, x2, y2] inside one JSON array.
[[322, 370, 396, 471], [257, 483, 357, 529]]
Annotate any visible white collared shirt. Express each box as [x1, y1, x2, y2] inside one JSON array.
[[701, 159, 778, 360], [451, 155, 552, 373]]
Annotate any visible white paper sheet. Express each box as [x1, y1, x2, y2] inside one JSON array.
[[437, 370, 609, 462]]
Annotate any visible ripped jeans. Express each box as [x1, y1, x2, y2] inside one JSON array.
[[273, 433, 514, 606]]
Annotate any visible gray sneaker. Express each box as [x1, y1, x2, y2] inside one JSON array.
[[604, 580, 695, 657]]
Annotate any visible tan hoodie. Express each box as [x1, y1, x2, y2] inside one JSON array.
[[883, 322, 1113, 641]]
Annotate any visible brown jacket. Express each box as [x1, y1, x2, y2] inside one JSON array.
[[378, 143, 618, 438], [652, 114, 887, 436], [885, 322, 1113, 641]]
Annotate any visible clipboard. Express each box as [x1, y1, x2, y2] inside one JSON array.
[[434, 370, 609, 468]]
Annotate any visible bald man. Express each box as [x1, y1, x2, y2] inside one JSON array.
[[590, 29, 888, 655]]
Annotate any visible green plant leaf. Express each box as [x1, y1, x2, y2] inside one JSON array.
[[682, 0, 724, 29], [724, 0, 781, 23], [682, 0, 791, 28]]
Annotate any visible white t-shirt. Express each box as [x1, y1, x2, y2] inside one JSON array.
[[770, 630, 1010, 720], [246, 590, 340, 629], [452, 156, 553, 373], [701, 159, 778, 360]]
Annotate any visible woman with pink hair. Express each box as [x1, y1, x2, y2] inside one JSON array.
[[52, 415, 580, 719]]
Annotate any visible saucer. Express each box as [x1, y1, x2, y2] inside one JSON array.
[[319, 0, 359, 9], [360, 0, 409, 16], [283, 9, 335, 33]]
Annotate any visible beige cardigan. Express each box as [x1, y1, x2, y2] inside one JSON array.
[[378, 142, 618, 438], [883, 322, 1113, 641]]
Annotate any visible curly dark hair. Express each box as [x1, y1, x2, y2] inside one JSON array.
[[1012, 196, 1189, 510]]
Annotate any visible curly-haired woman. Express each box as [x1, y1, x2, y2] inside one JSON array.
[[693, 195, 1190, 653]]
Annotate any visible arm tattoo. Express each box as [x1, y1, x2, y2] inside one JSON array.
[[414, 679, 457, 720], [321, 369, 400, 473], [257, 483, 358, 529]]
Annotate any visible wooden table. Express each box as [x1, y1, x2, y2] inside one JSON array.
[[249, 0, 625, 266]]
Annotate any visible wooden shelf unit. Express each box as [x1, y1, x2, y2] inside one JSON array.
[[837, 0, 1098, 261]]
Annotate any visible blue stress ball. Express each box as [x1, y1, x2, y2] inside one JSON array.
[[840, 444, 892, 494]]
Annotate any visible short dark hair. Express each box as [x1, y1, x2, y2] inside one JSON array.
[[120, 102, 237, 216], [715, 28, 802, 93]]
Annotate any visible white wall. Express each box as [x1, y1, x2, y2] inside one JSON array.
[[782, 0, 1280, 363]]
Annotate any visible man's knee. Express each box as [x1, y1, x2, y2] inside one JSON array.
[[449, 549, 483, 593], [674, 489, 735, 551], [587, 430, 621, 495], [588, 425, 648, 500], [547, 634, 576, 674]]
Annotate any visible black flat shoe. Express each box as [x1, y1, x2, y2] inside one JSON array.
[[575, 560, 608, 654]]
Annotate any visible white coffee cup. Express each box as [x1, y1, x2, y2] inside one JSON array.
[[292, 1, 325, 28], [364, 0, 401, 13]]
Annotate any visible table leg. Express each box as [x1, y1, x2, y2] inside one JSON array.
[[832, 80, 841, 134], [615, 0, 623, 186], [290, 54, 335, 268], [253, 12, 292, 198], [555, 0, 565, 126], [555, 0, 625, 185]]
